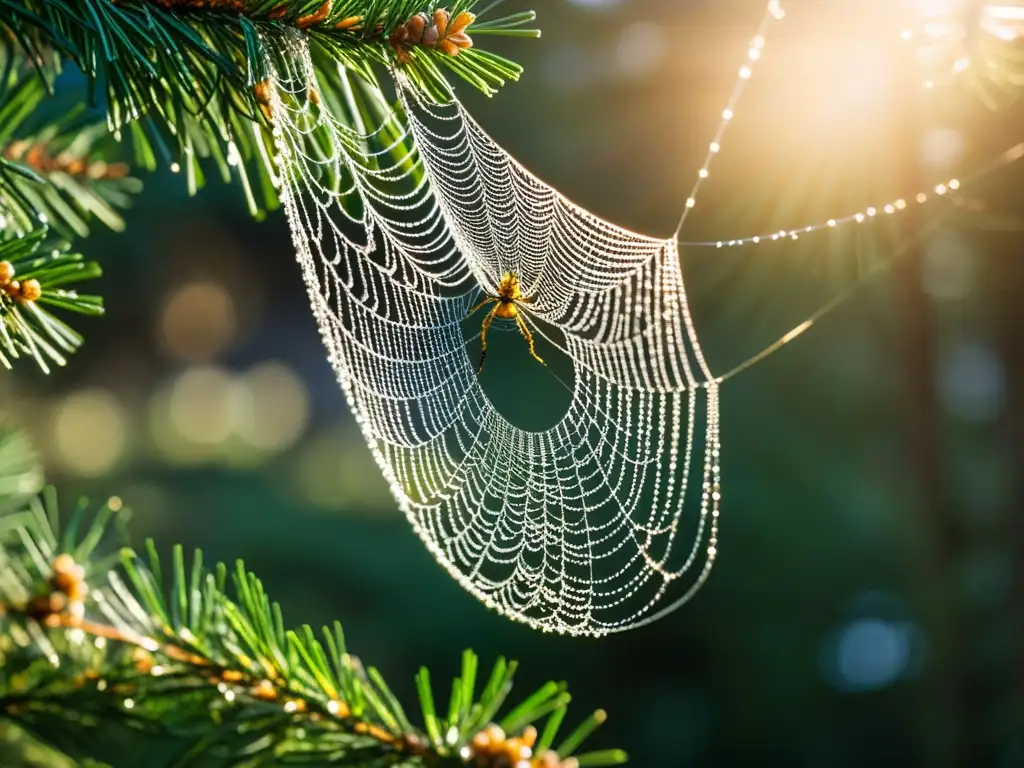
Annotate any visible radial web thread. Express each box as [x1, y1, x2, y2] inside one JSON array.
[[264, 35, 722, 636]]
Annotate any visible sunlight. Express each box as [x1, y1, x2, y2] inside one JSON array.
[[982, 3, 1024, 39], [914, 0, 958, 16]]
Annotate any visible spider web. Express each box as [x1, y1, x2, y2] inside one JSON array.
[[266, 37, 720, 636]]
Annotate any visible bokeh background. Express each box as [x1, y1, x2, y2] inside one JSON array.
[[4, 0, 1024, 765]]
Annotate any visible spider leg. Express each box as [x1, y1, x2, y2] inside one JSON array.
[[478, 303, 500, 373], [468, 296, 498, 317], [515, 312, 545, 366]]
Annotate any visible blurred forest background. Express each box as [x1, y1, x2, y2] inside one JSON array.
[[3, 0, 1024, 765]]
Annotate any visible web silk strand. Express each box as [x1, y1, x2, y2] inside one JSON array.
[[265, 32, 722, 636], [261, 11, 1023, 637]]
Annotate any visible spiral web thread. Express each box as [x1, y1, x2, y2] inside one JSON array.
[[263, 33, 721, 636]]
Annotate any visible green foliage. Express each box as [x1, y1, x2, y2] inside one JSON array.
[[0, 46, 133, 374], [0, 0, 538, 366], [0, 60, 143, 239], [0, 0, 538, 219], [0, 428, 42, 509], [0, 227, 103, 373], [0, 5, 576, 765], [0, 429, 625, 767]]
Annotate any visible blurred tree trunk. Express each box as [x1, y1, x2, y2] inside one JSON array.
[[997, 231, 1024, 754], [892, 50, 968, 768]]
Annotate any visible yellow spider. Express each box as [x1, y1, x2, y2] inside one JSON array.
[[467, 272, 545, 373]]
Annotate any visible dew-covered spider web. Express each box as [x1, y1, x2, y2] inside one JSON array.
[[264, 34, 721, 636]]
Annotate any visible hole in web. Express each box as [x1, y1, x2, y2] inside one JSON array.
[[463, 315, 575, 433]]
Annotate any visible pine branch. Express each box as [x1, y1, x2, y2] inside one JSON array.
[[0, 67, 124, 374], [0, 58, 143, 239], [0, 0, 538, 218], [0, 430, 626, 768], [0, 428, 42, 510], [0, 2, 536, 369], [0, 226, 103, 373]]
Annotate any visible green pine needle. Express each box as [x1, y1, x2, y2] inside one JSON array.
[[556, 709, 608, 759], [0, 54, 143, 239], [0, 0, 539, 217], [0, 427, 42, 510], [0, 434, 626, 767], [0, 226, 103, 374]]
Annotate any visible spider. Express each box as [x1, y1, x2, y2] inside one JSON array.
[[467, 272, 545, 373]]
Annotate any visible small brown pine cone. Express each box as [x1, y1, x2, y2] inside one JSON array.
[[447, 31, 472, 50], [18, 279, 42, 303], [51, 553, 83, 592], [25, 145, 44, 170], [421, 23, 439, 48], [521, 726, 538, 748], [252, 678, 278, 701], [253, 79, 270, 103], [133, 647, 154, 674], [449, 10, 474, 36], [103, 162, 131, 180], [434, 9, 450, 36], [253, 80, 273, 121], [26, 592, 65, 621], [297, 0, 332, 28], [405, 13, 428, 44], [64, 156, 87, 175], [472, 729, 491, 752], [389, 25, 408, 47]]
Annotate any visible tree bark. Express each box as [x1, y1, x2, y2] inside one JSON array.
[[892, 43, 968, 768]]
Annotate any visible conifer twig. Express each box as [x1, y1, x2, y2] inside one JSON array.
[[0, 227, 103, 373], [0, 62, 143, 239], [0, 0, 539, 217], [0, 435, 626, 767]]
